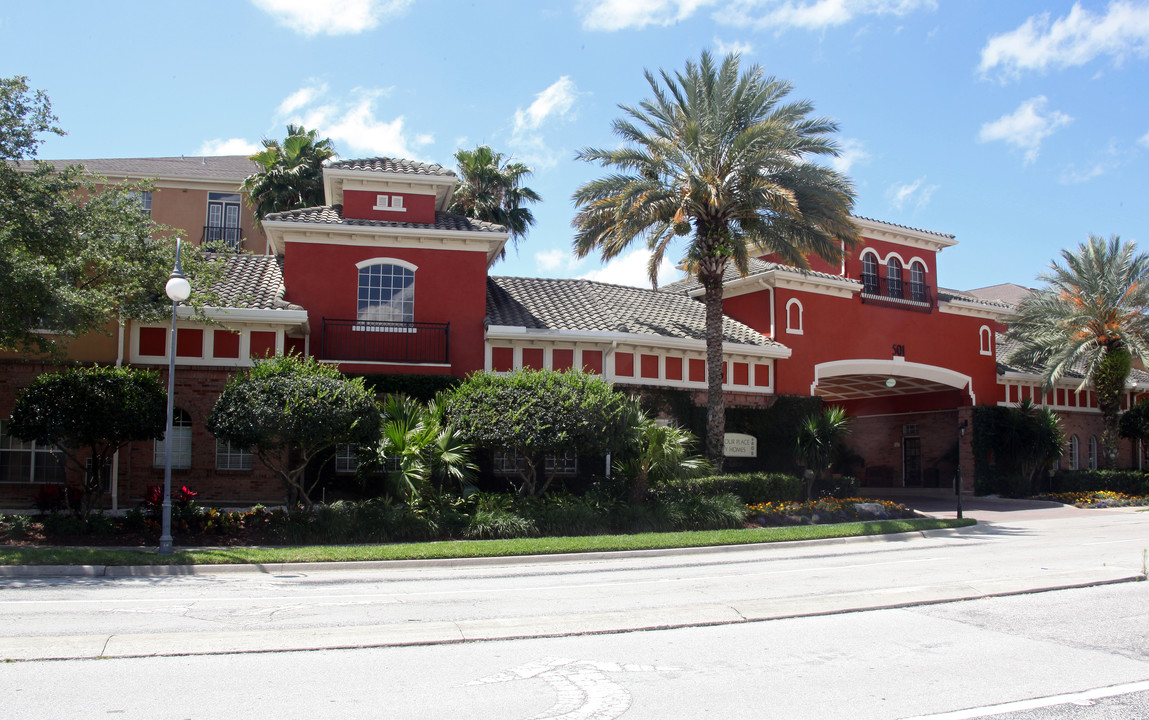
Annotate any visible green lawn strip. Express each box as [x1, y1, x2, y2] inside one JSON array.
[[0, 518, 974, 567]]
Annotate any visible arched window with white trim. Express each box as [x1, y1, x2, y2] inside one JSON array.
[[909, 261, 927, 302], [1069, 435, 1079, 470], [861, 253, 879, 295], [785, 298, 803, 335], [886, 257, 903, 299], [1088, 436, 1098, 470], [357, 259, 416, 324], [979, 326, 993, 356], [154, 408, 192, 469]]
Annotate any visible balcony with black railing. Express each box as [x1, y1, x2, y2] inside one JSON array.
[[320, 318, 450, 364], [201, 225, 243, 251], [860, 274, 933, 312]]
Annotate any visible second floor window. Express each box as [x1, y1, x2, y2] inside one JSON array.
[[358, 262, 415, 324], [861, 254, 879, 294], [910, 263, 926, 302], [887, 257, 903, 299]]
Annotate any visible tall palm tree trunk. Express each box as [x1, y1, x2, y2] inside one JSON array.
[[701, 265, 727, 471]]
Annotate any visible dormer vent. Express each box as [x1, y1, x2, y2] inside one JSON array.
[[372, 194, 407, 212]]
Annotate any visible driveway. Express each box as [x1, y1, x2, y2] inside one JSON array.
[[861, 488, 1098, 522]]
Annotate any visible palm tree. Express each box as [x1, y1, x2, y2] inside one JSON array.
[[369, 394, 477, 500], [241, 124, 336, 225], [614, 401, 711, 504], [1005, 234, 1149, 468], [448, 145, 541, 259], [796, 406, 851, 500], [572, 52, 858, 468]]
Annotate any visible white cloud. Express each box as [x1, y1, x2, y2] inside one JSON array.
[[513, 77, 579, 135], [885, 176, 938, 211], [198, 137, 262, 156], [276, 85, 430, 159], [978, 96, 1072, 165], [1139, 129, 1149, 149], [828, 137, 870, 174], [578, 248, 681, 289], [535, 248, 578, 272], [716, 0, 937, 32], [713, 36, 755, 54], [979, 1, 1149, 80], [580, 0, 714, 31], [1059, 140, 1125, 184], [251, 0, 413, 36], [580, 0, 937, 32]]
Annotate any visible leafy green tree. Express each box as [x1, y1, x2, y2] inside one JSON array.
[[240, 124, 336, 224], [1119, 398, 1149, 445], [613, 400, 710, 504], [9, 366, 167, 515], [796, 406, 851, 500], [206, 355, 380, 510], [360, 394, 477, 500], [0, 76, 219, 354], [1006, 235, 1149, 468], [439, 369, 630, 496], [571, 52, 857, 469], [448, 145, 541, 259], [1000, 398, 1064, 495]]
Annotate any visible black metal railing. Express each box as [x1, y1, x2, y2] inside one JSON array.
[[320, 318, 449, 364], [860, 274, 933, 311], [201, 225, 243, 251]]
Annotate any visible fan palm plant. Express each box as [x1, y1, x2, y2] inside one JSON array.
[[572, 51, 857, 468], [448, 145, 541, 259], [1005, 234, 1149, 467], [370, 395, 477, 500], [796, 406, 851, 500], [614, 402, 711, 504]]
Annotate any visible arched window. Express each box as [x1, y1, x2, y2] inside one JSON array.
[[886, 257, 903, 299], [357, 260, 416, 324], [785, 299, 803, 334], [909, 262, 927, 302], [1069, 435, 1079, 470], [861, 253, 879, 295], [154, 408, 192, 469], [1088, 436, 1098, 470], [979, 326, 993, 356]]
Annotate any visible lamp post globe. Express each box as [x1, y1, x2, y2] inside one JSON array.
[[159, 239, 190, 556]]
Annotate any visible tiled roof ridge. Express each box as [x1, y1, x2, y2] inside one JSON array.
[[656, 258, 857, 294], [263, 204, 506, 233], [853, 215, 955, 240], [937, 287, 1014, 309], [326, 157, 456, 177]]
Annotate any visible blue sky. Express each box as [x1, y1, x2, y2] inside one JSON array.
[[3, 1, 1147, 292]]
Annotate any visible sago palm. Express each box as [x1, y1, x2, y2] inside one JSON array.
[[448, 145, 541, 259], [796, 406, 851, 500], [1006, 234, 1149, 467], [572, 51, 857, 467]]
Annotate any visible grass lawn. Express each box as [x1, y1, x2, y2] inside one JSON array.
[[0, 517, 974, 567]]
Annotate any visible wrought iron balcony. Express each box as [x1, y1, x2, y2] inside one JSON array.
[[201, 225, 243, 251], [860, 274, 933, 312], [320, 318, 450, 364]]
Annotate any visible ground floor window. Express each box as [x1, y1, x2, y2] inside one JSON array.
[[215, 439, 253, 471], [1068, 435, 1079, 470], [0, 419, 67, 483], [494, 450, 577, 476], [1088, 435, 1098, 470], [154, 408, 192, 469]]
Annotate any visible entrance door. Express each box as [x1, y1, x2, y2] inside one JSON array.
[[902, 437, 922, 487]]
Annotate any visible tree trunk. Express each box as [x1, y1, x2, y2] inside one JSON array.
[[630, 466, 650, 506], [701, 267, 727, 472], [1093, 347, 1131, 469]]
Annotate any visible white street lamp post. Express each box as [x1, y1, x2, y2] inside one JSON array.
[[159, 239, 191, 556]]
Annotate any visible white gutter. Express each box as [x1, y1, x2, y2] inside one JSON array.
[[485, 325, 792, 359]]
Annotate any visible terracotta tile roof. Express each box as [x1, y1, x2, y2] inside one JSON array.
[[327, 157, 456, 177], [31, 155, 258, 181], [963, 283, 1035, 307], [937, 287, 1014, 310], [659, 257, 856, 294], [487, 276, 783, 349], [854, 215, 955, 240], [263, 204, 506, 233], [208, 254, 303, 312]]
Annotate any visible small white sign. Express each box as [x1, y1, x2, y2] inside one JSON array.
[[724, 433, 757, 458]]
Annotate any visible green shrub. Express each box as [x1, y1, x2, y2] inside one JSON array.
[[464, 508, 538, 539], [1049, 470, 1148, 496], [523, 493, 612, 536], [662, 472, 803, 504]]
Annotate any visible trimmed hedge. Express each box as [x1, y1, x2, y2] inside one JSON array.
[[1048, 470, 1149, 496], [663, 472, 804, 504]]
